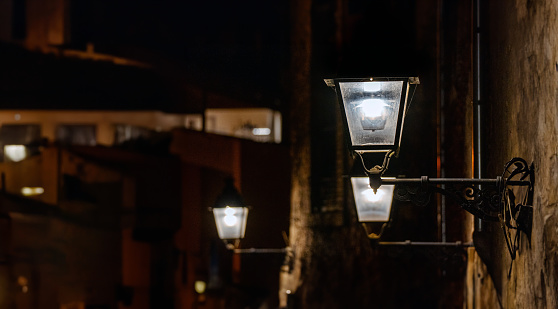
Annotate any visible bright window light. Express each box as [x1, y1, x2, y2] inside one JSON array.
[[4, 145, 27, 162], [252, 128, 271, 136], [21, 187, 44, 196]]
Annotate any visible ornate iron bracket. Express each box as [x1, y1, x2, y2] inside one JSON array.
[[358, 150, 396, 192], [380, 177, 505, 221], [367, 157, 534, 230]]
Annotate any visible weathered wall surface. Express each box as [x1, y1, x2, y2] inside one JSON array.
[[475, 0, 558, 307]]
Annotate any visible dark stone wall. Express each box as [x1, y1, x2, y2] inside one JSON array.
[[473, 0, 558, 307]]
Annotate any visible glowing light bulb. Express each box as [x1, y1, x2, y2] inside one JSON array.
[[363, 189, 384, 203], [194, 281, 207, 294], [357, 99, 388, 118], [224, 215, 238, 226], [223, 207, 238, 226]]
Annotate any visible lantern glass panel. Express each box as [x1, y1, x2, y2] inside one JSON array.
[[213, 206, 248, 239], [338, 81, 404, 148], [351, 177, 395, 222]]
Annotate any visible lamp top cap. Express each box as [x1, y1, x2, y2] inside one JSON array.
[[213, 178, 247, 209], [324, 76, 420, 89]]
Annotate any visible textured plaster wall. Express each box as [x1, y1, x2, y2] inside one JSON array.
[[477, 0, 558, 307]]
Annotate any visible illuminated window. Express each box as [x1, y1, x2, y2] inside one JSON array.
[[205, 108, 282, 143], [4, 145, 27, 162], [0, 124, 41, 162]]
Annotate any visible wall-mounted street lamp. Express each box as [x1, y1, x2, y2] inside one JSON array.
[[211, 178, 250, 249], [351, 176, 395, 223], [326, 77, 534, 257], [324, 77, 419, 153], [211, 179, 293, 257]]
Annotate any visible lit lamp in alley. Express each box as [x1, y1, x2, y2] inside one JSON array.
[[351, 176, 396, 239], [351, 177, 395, 222], [211, 178, 249, 248], [325, 77, 419, 194], [324, 77, 419, 153], [328, 76, 535, 253]]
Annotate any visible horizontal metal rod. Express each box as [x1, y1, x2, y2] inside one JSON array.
[[381, 178, 498, 184], [377, 241, 474, 247], [232, 248, 288, 254], [380, 177, 530, 186]]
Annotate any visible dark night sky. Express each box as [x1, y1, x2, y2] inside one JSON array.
[[68, 0, 419, 105], [1, 0, 421, 112], [71, 0, 289, 105]]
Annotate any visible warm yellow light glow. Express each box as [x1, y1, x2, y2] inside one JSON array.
[[363, 188, 385, 202], [4, 145, 27, 162], [194, 281, 206, 294], [17, 276, 28, 286], [21, 187, 45, 196], [357, 99, 388, 118], [21, 188, 32, 195]]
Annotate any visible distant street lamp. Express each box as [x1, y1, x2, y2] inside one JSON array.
[[211, 178, 292, 257], [211, 178, 249, 248]]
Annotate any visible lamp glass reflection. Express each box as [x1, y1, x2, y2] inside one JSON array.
[[338, 81, 404, 148], [213, 206, 248, 240], [351, 177, 395, 222]]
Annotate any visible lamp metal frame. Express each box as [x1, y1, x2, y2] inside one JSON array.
[[325, 77, 419, 153]]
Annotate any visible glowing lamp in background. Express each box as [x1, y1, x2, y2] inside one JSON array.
[[213, 206, 248, 240], [194, 280, 207, 294], [211, 178, 249, 243], [351, 177, 395, 222]]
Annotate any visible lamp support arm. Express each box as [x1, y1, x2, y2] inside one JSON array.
[[232, 247, 291, 254], [379, 176, 505, 221], [368, 157, 534, 226], [377, 240, 474, 247], [361, 150, 396, 193], [231, 247, 295, 274]]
